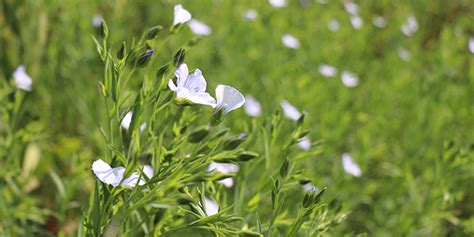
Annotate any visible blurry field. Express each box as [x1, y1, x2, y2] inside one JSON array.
[[1, 0, 474, 236]]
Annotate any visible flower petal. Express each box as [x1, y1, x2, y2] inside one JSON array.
[[184, 69, 207, 93], [244, 95, 262, 117], [13, 65, 32, 91], [173, 4, 192, 26], [342, 153, 362, 177], [174, 63, 189, 88], [92, 159, 125, 187], [280, 100, 301, 121], [215, 85, 245, 114], [188, 19, 212, 36]]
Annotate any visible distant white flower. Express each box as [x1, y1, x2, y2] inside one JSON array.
[[318, 64, 338, 78], [188, 19, 212, 36], [401, 15, 418, 37], [204, 197, 219, 216], [350, 15, 363, 30], [214, 85, 245, 114], [92, 159, 153, 187], [173, 4, 192, 26], [13, 65, 32, 91], [244, 9, 258, 21], [372, 16, 386, 28], [280, 100, 302, 121], [398, 48, 411, 62], [269, 0, 288, 8], [344, 2, 358, 15], [168, 63, 216, 107], [341, 71, 359, 88], [208, 162, 240, 188], [121, 112, 133, 130], [342, 153, 361, 177], [328, 20, 340, 32], [92, 15, 103, 28], [282, 34, 300, 49], [469, 37, 474, 54], [244, 95, 262, 117], [302, 183, 318, 192], [297, 137, 311, 151], [121, 112, 147, 132]]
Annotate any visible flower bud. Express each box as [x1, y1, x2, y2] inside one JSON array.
[[209, 109, 223, 126], [298, 178, 312, 185], [145, 25, 163, 40], [177, 196, 194, 205], [237, 151, 259, 161], [117, 41, 126, 60], [135, 49, 155, 68], [100, 20, 109, 39], [173, 48, 186, 67], [279, 158, 290, 178], [188, 126, 210, 143], [156, 64, 169, 79], [223, 133, 248, 150]]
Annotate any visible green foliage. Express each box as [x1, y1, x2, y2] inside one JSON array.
[[1, 0, 473, 236]]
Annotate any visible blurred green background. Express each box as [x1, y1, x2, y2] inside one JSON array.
[[1, 0, 474, 235]]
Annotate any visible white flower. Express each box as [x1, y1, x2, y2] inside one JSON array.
[[269, 0, 288, 8], [469, 37, 474, 54], [328, 20, 340, 32], [92, 159, 153, 187], [173, 4, 192, 26], [214, 85, 245, 114], [280, 100, 301, 121], [168, 63, 216, 107], [244, 95, 262, 117], [92, 15, 103, 28], [401, 15, 418, 37], [121, 112, 147, 132], [344, 2, 358, 15], [398, 48, 411, 62], [372, 16, 386, 28], [282, 34, 300, 49], [341, 71, 359, 88], [302, 183, 318, 192], [318, 64, 338, 78], [342, 153, 361, 177], [297, 137, 311, 151], [204, 197, 219, 216], [350, 15, 363, 30], [208, 162, 240, 188], [13, 65, 32, 91], [244, 9, 258, 21], [188, 19, 212, 36]]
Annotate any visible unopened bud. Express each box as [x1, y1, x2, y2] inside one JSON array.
[[117, 41, 126, 60], [145, 25, 163, 40], [188, 126, 210, 143], [223, 133, 248, 150], [237, 151, 259, 161], [135, 49, 154, 68], [173, 48, 186, 67]]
